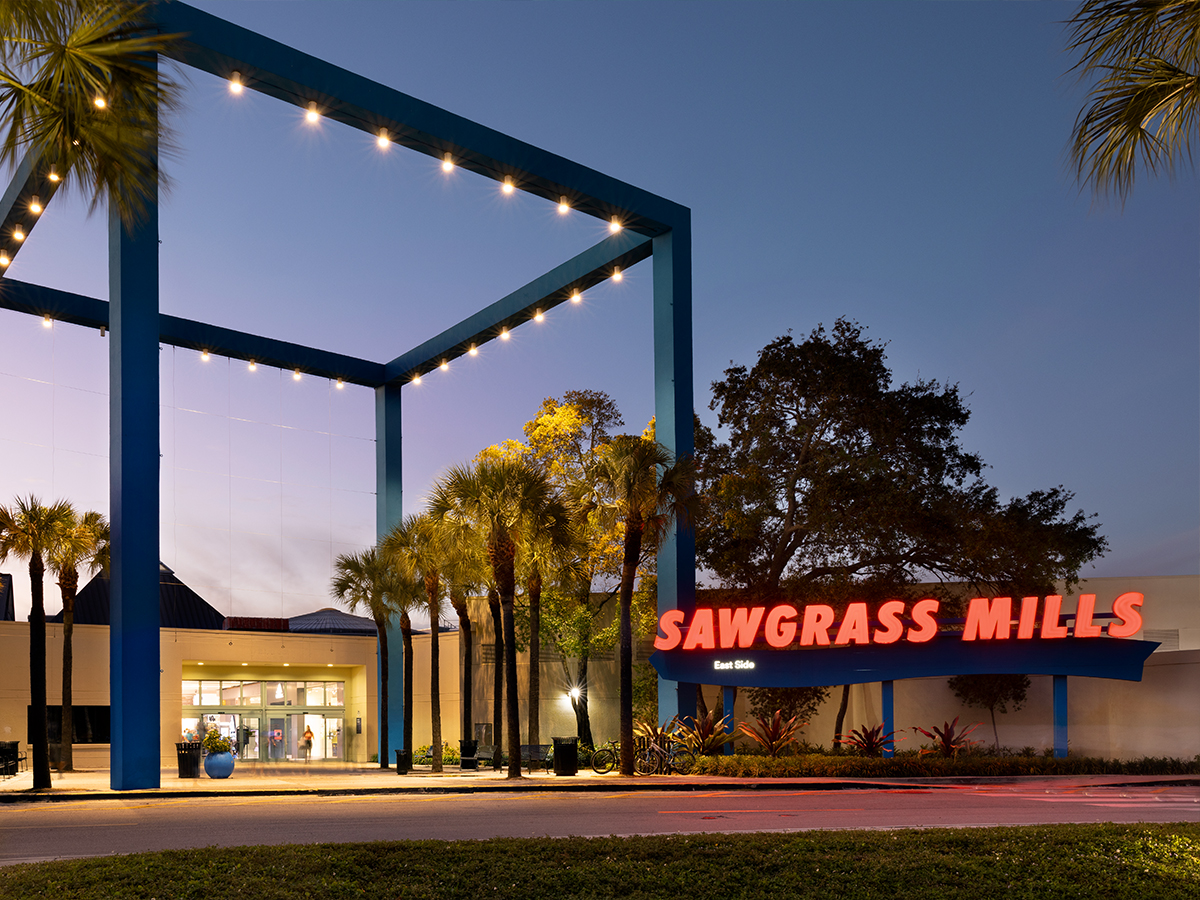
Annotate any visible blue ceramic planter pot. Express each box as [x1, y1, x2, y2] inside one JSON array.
[[204, 751, 235, 779]]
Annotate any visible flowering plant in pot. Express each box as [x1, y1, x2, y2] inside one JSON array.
[[202, 727, 236, 779]]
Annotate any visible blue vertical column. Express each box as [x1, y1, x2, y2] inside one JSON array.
[[1053, 674, 1068, 758], [653, 219, 697, 725], [722, 685, 735, 755], [108, 93, 161, 790], [376, 382, 405, 762], [881, 680, 895, 758]]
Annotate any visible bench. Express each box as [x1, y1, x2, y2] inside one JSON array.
[[470, 744, 551, 771]]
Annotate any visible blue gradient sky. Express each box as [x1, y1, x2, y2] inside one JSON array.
[[1, 2, 1196, 622]]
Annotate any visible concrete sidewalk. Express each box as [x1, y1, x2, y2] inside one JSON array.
[[4, 761, 1198, 803]]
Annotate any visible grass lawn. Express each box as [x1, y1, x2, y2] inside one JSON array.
[[2, 823, 1198, 899]]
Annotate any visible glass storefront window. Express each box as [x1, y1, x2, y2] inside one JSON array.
[[182, 681, 200, 708], [326, 682, 343, 706], [241, 682, 262, 706], [306, 683, 325, 706], [221, 682, 242, 705], [200, 681, 219, 705]]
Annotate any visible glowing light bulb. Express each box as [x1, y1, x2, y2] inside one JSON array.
[[47, 165, 59, 183], [94, 96, 106, 109], [412, 373, 422, 385], [13, 225, 24, 242], [558, 196, 569, 214], [306, 102, 319, 123], [43, 315, 51, 328], [377, 129, 389, 148], [534, 309, 544, 322], [609, 217, 622, 233], [293, 369, 301, 381], [468, 344, 478, 356], [570, 291, 582, 303], [201, 350, 210, 361], [442, 152, 454, 172], [0, 250, 9, 267], [248, 360, 257, 372], [30, 196, 42, 214], [440, 360, 449, 371], [500, 327, 510, 340], [502, 176, 514, 194], [336, 378, 344, 389], [612, 266, 623, 282], [229, 71, 243, 94]]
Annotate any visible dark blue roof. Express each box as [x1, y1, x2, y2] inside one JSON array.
[[49, 563, 226, 630], [289, 607, 377, 635]]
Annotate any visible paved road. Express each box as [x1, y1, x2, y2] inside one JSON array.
[[3, 783, 1198, 866]]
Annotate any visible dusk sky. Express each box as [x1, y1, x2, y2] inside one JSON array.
[[1, 1, 1196, 624]]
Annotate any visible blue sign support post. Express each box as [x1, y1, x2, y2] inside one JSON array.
[[107, 105, 162, 790], [375, 383, 406, 764], [1053, 675, 1069, 759], [881, 680, 895, 758]]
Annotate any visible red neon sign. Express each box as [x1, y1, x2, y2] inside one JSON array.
[[654, 593, 1144, 651]]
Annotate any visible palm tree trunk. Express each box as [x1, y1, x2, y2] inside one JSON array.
[[427, 576, 443, 773], [401, 612, 414, 758], [501, 591, 521, 778], [618, 518, 643, 776], [452, 597, 473, 742], [59, 567, 79, 772], [377, 620, 389, 768], [527, 570, 541, 747], [29, 554, 51, 789], [489, 589, 503, 770], [833, 683, 851, 750], [573, 654, 593, 747]]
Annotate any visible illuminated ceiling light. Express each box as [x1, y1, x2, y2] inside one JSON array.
[[0, 250, 9, 267], [502, 176, 514, 194], [612, 266, 623, 282], [327, 663, 333, 667], [248, 360, 257, 372], [283, 663, 290, 667], [570, 290, 582, 303], [197, 662, 204, 666], [468, 344, 478, 356], [534, 308, 544, 322], [441, 152, 454, 172], [29, 196, 42, 214], [201, 350, 210, 361], [229, 71, 244, 94], [412, 373, 422, 385], [376, 129, 389, 148], [609, 217, 622, 233], [305, 101, 320, 123], [336, 377, 344, 389], [43, 315, 52, 328], [47, 165, 59, 182], [500, 327, 510, 340], [13, 225, 24, 241], [93, 96, 106, 109], [440, 360, 449, 371], [293, 368, 302, 381], [558, 196, 569, 214], [241, 662, 248, 666]]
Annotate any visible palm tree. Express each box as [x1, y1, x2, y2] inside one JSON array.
[[1067, 0, 1199, 203], [0, 0, 182, 229], [46, 507, 108, 772], [580, 436, 696, 776], [434, 516, 488, 752], [331, 546, 414, 769], [0, 495, 73, 789], [487, 585, 504, 769], [429, 459, 574, 778]]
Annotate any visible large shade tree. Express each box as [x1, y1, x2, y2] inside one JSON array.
[[580, 434, 696, 776], [696, 320, 1108, 743], [429, 458, 574, 778], [1066, 0, 1199, 203], [0, 496, 73, 789], [0, 0, 182, 228], [46, 507, 108, 772]]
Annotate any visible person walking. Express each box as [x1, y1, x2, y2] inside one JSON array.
[[302, 726, 315, 762]]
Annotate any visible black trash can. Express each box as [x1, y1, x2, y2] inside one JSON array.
[[552, 736, 579, 776], [395, 748, 412, 774], [176, 741, 202, 778], [459, 739, 478, 770]]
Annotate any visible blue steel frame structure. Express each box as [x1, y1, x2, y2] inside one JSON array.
[[0, 2, 696, 788]]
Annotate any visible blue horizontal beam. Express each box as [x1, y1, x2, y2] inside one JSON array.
[[650, 637, 1161, 688], [0, 278, 386, 387], [384, 231, 652, 383], [154, 3, 688, 235]]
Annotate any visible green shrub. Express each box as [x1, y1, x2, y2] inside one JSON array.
[[690, 752, 1200, 778]]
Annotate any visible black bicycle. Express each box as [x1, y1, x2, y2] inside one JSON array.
[[590, 739, 620, 774], [634, 739, 695, 775]]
